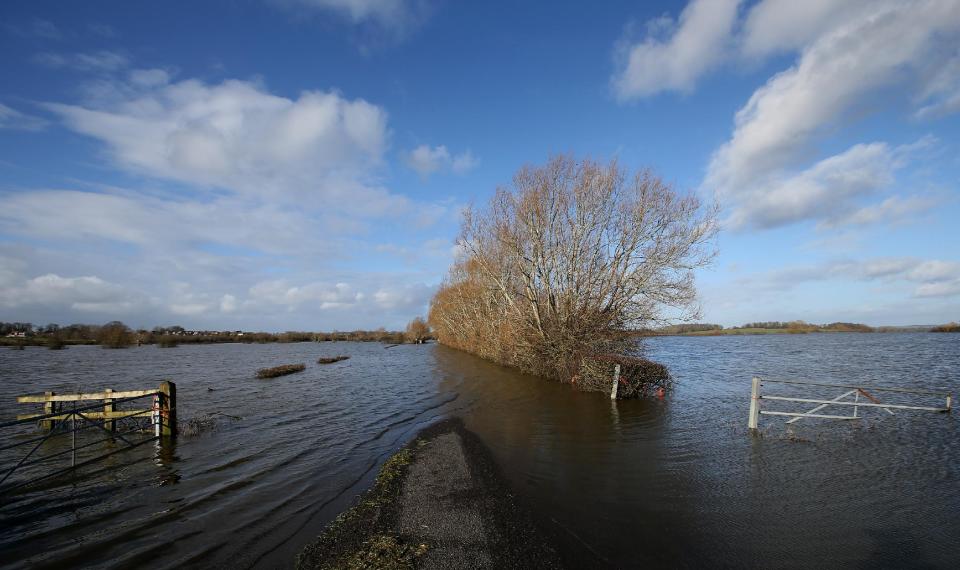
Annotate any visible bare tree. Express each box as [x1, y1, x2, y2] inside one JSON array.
[[98, 321, 135, 349], [429, 154, 717, 381], [404, 317, 431, 344]]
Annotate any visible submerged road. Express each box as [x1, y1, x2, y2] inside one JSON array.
[[297, 418, 567, 569]]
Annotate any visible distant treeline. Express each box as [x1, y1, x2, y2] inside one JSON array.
[[735, 321, 875, 332], [655, 323, 724, 334], [1, 320, 434, 348], [645, 320, 959, 335]]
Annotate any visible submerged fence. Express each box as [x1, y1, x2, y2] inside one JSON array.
[[748, 377, 952, 429], [0, 381, 176, 492]]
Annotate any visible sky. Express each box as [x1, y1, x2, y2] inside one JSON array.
[[0, 0, 958, 331]]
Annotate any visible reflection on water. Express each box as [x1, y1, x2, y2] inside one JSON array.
[[0, 342, 450, 569], [444, 334, 959, 568], [0, 334, 957, 568]]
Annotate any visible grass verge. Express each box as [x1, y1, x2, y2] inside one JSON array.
[[296, 445, 425, 569]]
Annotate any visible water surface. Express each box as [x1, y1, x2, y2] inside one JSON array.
[[0, 334, 957, 568]]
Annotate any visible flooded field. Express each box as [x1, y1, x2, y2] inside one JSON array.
[[0, 333, 957, 568]]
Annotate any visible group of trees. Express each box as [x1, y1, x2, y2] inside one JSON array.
[[404, 317, 431, 343], [733, 321, 875, 332], [0, 322, 34, 335], [655, 323, 723, 334], [2, 322, 116, 344], [737, 321, 803, 330], [3, 320, 433, 347], [97, 321, 136, 348], [428, 155, 717, 382]]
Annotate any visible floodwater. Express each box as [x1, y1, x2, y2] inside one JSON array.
[[0, 334, 957, 569]]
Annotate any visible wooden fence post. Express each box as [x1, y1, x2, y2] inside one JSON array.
[[104, 388, 115, 433], [41, 391, 55, 431], [610, 364, 621, 400], [748, 377, 761, 430], [158, 381, 177, 438]]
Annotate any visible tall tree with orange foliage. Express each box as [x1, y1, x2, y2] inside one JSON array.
[[429, 155, 717, 381]]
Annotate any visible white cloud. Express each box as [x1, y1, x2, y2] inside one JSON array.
[[832, 195, 939, 229], [277, 0, 430, 43], [906, 260, 960, 283], [33, 50, 130, 72], [166, 282, 217, 316], [704, 0, 960, 229], [406, 144, 479, 178], [612, 1, 958, 102], [220, 294, 238, 313], [915, 281, 960, 298], [5, 19, 62, 40], [239, 275, 432, 315], [914, 53, 960, 119], [45, 75, 405, 211], [0, 233, 443, 329], [289, 0, 405, 24], [0, 273, 142, 313], [87, 23, 117, 38], [372, 282, 433, 311], [707, 3, 957, 192], [612, 0, 742, 100], [0, 103, 47, 131], [722, 141, 916, 230], [1, 68, 457, 329], [170, 302, 210, 316], [237, 278, 431, 316], [128, 68, 171, 88], [739, 0, 873, 58], [0, 189, 356, 256], [407, 144, 448, 176], [451, 150, 480, 174], [374, 237, 456, 266], [248, 280, 363, 310], [754, 257, 960, 299], [7, 50, 459, 329]]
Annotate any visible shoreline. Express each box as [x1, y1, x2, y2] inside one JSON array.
[[295, 418, 570, 569]]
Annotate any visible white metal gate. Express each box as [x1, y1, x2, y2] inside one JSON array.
[[748, 377, 952, 429]]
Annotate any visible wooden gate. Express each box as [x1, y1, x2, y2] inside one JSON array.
[[0, 381, 176, 492]]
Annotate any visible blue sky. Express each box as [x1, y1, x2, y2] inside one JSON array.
[[1, 0, 958, 330]]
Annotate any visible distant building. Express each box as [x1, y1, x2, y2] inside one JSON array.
[[6, 331, 26, 338]]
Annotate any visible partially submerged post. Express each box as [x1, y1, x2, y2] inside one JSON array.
[[748, 377, 761, 430], [41, 391, 54, 431], [104, 388, 115, 433], [610, 364, 621, 400], [156, 380, 176, 439]]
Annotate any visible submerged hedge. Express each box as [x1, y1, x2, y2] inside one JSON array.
[[574, 354, 670, 399], [256, 363, 306, 378]]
